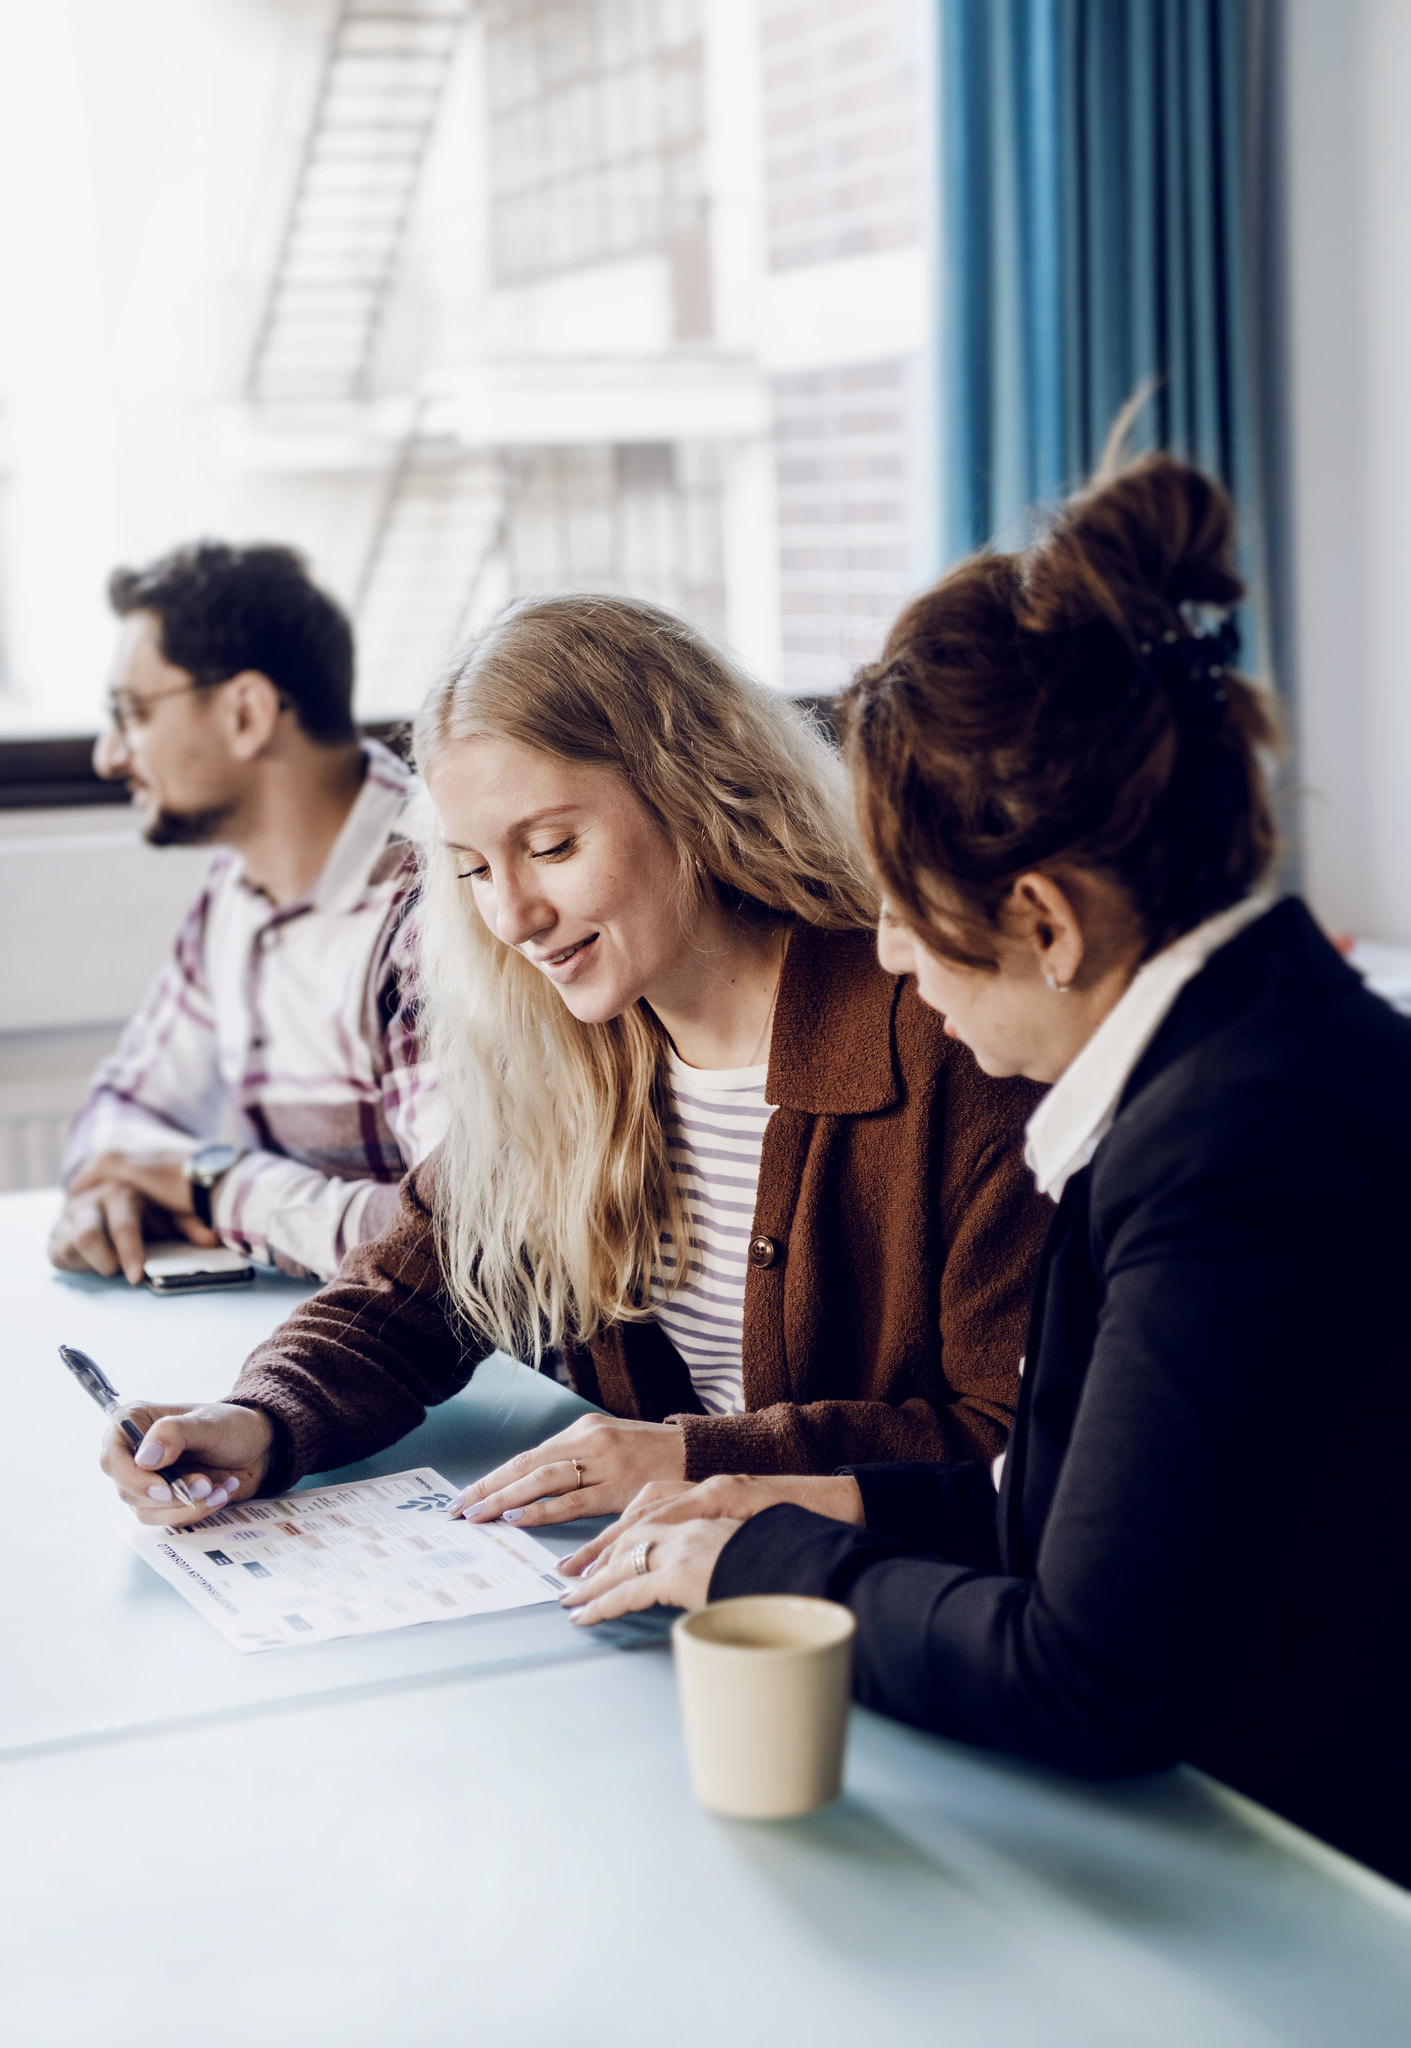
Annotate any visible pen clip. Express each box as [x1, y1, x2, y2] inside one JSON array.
[[58, 1344, 122, 1412]]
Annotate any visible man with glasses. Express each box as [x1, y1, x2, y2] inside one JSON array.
[[49, 541, 443, 1285]]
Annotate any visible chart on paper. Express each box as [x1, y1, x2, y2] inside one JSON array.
[[122, 1467, 568, 1652]]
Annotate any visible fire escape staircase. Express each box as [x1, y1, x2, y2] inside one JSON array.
[[246, 0, 470, 407], [246, 0, 503, 710], [353, 429, 507, 713]]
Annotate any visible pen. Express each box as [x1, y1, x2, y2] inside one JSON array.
[[58, 1344, 199, 1510]]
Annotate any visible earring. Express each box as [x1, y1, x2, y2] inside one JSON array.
[[1044, 970, 1072, 994]]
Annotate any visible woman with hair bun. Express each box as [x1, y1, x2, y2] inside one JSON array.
[[99, 593, 1045, 1532], [566, 458, 1411, 1885]]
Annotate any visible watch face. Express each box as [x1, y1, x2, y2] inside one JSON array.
[[189, 1143, 241, 1186]]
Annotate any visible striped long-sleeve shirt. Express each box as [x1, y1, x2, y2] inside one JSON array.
[[648, 1050, 777, 1415], [63, 740, 445, 1281]]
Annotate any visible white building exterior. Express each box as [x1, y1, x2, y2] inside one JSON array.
[[0, 0, 934, 731]]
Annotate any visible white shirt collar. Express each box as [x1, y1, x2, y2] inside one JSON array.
[[311, 739, 418, 914], [231, 739, 417, 915], [1024, 894, 1274, 1202]]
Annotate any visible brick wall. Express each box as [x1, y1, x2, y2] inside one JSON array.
[[772, 358, 912, 693], [760, 0, 924, 691], [761, 0, 921, 271]]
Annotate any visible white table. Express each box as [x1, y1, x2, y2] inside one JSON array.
[[4, 1189, 621, 1756], [3, 1188, 1410, 2046]]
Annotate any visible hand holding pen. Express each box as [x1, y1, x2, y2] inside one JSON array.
[[61, 1346, 275, 1527]]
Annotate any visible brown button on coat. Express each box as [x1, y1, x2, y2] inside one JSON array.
[[232, 923, 1048, 1489]]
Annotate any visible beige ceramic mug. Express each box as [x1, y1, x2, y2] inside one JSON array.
[[671, 1594, 856, 1819]]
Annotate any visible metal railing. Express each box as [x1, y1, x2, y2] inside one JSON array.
[[246, 0, 472, 406]]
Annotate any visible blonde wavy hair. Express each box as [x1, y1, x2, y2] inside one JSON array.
[[412, 591, 877, 1359]]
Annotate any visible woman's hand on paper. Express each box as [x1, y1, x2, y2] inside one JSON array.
[[101, 1401, 275, 1526], [556, 1471, 864, 1578], [557, 1516, 740, 1624], [450, 1414, 687, 1527]]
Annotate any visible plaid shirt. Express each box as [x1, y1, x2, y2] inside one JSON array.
[[64, 741, 444, 1280]]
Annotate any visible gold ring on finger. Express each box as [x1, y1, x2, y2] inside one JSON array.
[[571, 1459, 584, 1491]]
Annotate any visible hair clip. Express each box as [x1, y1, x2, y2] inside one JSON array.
[[1135, 616, 1240, 730]]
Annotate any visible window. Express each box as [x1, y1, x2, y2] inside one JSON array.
[[0, 0, 934, 740], [486, 0, 708, 302], [503, 442, 726, 632]]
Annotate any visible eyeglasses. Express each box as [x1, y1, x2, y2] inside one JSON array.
[[104, 677, 294, 738], [104, 681, 201, 738]]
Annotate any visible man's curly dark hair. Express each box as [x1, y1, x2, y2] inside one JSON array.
[[109, 540, 356, 744]]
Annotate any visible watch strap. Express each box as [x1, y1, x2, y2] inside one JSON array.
[[185, 1144, 242, 1229]]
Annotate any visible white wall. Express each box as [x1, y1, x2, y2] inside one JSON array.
[[0, 807, 208, 1034], [0, 805, 213, 1190], [1286, 0, 1411, 942]]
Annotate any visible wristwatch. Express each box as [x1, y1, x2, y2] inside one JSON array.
[[184, 1143, 244, 1228]]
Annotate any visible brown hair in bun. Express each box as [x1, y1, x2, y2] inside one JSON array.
[[841, 453, 1280, 963]]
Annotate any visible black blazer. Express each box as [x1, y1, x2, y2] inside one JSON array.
[[712, 899, 1411, 1884]]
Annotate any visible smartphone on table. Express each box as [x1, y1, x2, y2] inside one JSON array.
[[142, 1242, 256, 1294]]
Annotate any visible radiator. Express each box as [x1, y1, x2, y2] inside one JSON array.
[[0, 1090, 76, 1194]]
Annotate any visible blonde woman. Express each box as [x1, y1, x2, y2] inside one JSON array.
[[101, 595, 1047, 1529]]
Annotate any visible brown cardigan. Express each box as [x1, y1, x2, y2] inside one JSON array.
[[232, 923, 1048, 1489]]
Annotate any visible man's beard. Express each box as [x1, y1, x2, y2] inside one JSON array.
[[143, 803, 237, 848]]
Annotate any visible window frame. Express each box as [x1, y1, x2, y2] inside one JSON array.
[[0, 706, 838, 812], [0, 723, 415, 812]]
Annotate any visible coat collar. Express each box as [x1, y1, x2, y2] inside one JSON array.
[[1118, 895, 1362, 1115], [1024, 893, 1274, 1200], [765, 921, 900, 1115]]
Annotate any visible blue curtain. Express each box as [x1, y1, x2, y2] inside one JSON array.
[[938, 0, 1282, 630]]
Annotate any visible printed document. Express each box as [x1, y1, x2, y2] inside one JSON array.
[[122, 1467, 568, 1653]]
